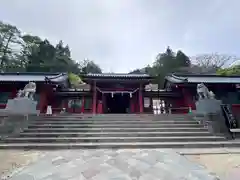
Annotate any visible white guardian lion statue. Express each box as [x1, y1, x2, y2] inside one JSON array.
[[197, 83, 215, 99], [24, 82, 36, 100], [17, 82, 36, 100]]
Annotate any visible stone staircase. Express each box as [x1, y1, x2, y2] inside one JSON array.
[[0, 114, 240, 149]]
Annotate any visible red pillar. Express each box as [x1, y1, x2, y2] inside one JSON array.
[[92, 81, 96, 114], [39, 90, 47, 113], [97, 101, 103, 114], [139, 84, 143, 113], [130, 98, 135, 113], [81, 96, 85, 113], [182, 88, 195, 111], [10, 88, 17, 99]]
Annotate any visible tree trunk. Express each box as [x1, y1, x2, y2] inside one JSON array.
[[0, 34, 13, 68]]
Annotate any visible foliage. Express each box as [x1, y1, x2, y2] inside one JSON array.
[[68, 72, 84, 85], [0, 21, 102, 74], [143, 47, 191, 87], [80, 59, 102, 74], [129, 68, 145, 74], [217, 65, 240, 76], [193, 53, 237, 68]]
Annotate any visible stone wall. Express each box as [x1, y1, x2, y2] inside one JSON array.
[[0, 115, 37, 139]]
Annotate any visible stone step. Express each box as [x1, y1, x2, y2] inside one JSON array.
[[2, 136, 225, 143], [27, 124, 202, 129], [37, 116, 196, 121], [30, 120, 198, 124], [23, 127, 208, 132], [40, 116, 192, 121], [18, 131, 213, 137], [1, 141, 240, 149]]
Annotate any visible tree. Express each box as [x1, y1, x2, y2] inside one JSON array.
[[0, 21, 102, 75], [129, 68, 145, 74], [0, 22, 21, 70], [68, 72, 84, 86], [193, 53, 237, 68], [146, 47, 191, 87], [80, 59, 102, 74], [26, 39, 56, 72], [217, 65, 240, 76], [176, 50, 191, 67], [16, 34, 42, 71]]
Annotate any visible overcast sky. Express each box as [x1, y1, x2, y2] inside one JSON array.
[[1, 0, 240, 72]]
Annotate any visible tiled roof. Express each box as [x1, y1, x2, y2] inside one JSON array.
[[82, 73, 152, 79], [0, 72, 68, 82], [165, 73, 240, 84]]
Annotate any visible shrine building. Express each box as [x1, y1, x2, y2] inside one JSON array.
[[0, 72, 240, 115]]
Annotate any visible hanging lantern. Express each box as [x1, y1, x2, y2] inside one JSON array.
[[130, 92, 132, 98], [111, 92, 114, 98]]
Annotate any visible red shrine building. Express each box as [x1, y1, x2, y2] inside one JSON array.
[[1, 72, 240, 115]]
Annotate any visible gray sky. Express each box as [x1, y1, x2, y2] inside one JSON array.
[[1, 0, 240, 72]]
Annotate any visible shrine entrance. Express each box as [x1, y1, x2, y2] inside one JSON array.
[[105, 93, 130, 113]]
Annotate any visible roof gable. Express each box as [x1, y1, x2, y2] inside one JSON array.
[[165, 73, 240, 84], [0, 72, 68, 82]]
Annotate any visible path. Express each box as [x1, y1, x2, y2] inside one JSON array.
[[186, 154, 240, 180], [0, 150, 45, 179], [3, 149, 219, 180]]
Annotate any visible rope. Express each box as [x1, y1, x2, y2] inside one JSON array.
[[96, 87, 139, 94]]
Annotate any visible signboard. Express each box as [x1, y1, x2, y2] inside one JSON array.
[[68, 99, 82, 108], [145, 83, 158, 91], [144, 97, 150, 108]]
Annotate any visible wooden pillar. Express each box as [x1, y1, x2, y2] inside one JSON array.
[[130, 98, 135, 113], [139, 83, 143, 113], [92, 81, 97, 114], [39, 90, 47, 114], [150, 97, 153, 114], [102, 93, 105, 113], [81, 96, 85, 113], [182, 88, 195, 112], [10, 88, 17, 99]]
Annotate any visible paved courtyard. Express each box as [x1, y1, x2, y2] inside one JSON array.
[[3, 149, 220, 180]]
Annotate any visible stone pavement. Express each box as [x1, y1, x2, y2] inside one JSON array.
[[5, 149, 219, 180], [186, 153, 240, 180]]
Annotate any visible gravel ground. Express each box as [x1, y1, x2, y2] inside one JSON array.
[[186, 154, 240, 180], [0, 150, 45, 179]]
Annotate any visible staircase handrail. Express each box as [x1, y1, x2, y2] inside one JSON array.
[[221, 104, 238, 131]]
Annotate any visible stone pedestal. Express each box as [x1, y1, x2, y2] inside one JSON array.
[[0, 97, 40, 115], [0, 97, 39, 139], [195, 99, 222, 115], [195, 99, 232, 138]]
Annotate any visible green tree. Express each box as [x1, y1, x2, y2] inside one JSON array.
[[217, 65, 240, 75], [0, 21, 101, 75], [147, 47, 191, 87], [0, 22, 21, 70], [176, 50, 191, 67], [80, 59, 102, 74]]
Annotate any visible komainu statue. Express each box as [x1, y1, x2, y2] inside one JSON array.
[[17, 82, 36, 100], [197, 83, 215, 99], [16, 89, 24, 98]]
